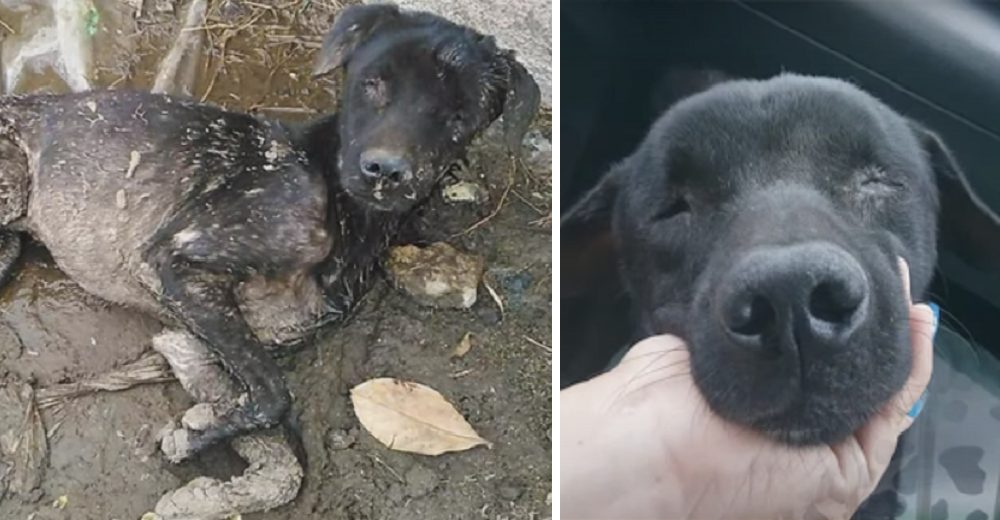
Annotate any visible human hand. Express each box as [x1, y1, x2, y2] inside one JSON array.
[[561, 259, 936, 519]]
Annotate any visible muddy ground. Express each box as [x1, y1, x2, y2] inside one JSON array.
[[0, 1, 552, 518]]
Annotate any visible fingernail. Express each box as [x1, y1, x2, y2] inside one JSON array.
[[928, 302, 940, 335], [907, 389, 928, 419]]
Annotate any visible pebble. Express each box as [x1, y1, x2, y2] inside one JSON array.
[[386, 242, 485, 309], [327, 428, 356, 451], [404, 464, 439, 498], [498, 480, 524, 501], [442, 181, 487, 204]]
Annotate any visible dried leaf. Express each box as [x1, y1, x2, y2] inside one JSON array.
[[351, 378, 490, 456], [451, 333, 473, 358]]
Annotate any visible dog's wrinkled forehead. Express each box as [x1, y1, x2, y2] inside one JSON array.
[[651, 76, 923, 183], [345, 23, 507, 121]]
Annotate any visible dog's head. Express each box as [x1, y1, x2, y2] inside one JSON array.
[[564, 74, 1000, 444], [312, 4, 540, 212]]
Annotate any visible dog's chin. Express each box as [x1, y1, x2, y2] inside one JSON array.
[[689, 350, 898, 446], [749, 408, 872, 446], [342, 177, 419, 213]]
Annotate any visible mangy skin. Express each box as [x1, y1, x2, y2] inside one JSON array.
[[0, 3, 540, 517]]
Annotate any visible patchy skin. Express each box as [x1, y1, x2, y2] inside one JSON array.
[[0, 4, 539, 461]]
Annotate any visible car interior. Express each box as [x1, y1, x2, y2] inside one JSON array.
[[562, 1, 1000, 517]]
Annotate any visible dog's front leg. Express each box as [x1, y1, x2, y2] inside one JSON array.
[[150, 257, 291, 461], [151, 330, 302, 520]]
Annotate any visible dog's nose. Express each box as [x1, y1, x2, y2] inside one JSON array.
[[359, 150, 411, 183], [718, 242, 869, 355]]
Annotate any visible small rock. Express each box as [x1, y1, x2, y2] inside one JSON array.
[[490, 268, 534, 310], [404, 464, 439, 498], [473, 299, 502, 325], [327, 429, 356, 451], [498, 481, 523, 501], [442, 181, 487, 204], [386, 242, 485, 309], [523, 130, 551, 173], [386, 482, 405, 503]]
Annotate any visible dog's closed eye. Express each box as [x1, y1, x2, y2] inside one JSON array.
[[651, 196, 691, 221], [858, 166, 904, 195], [363, 77, 388, 106]]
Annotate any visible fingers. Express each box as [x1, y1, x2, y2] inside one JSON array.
[[898, 256, 911, 304], [619, 334, 688, 363], [894, 302, 936, 431], [855, 258, 936, 477]]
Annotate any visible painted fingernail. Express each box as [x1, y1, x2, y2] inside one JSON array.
[[907, 389, 928, 419], [928, 302, 940, 334]]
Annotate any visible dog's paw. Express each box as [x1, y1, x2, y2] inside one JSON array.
[[180, 402, 222, 432], [157, 422, 198, 464]]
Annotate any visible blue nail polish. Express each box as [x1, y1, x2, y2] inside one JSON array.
[[907, 389, 928, 419], [928, 302, 940, 333]]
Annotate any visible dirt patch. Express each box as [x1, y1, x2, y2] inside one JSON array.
[[0, 1, 551, 518]]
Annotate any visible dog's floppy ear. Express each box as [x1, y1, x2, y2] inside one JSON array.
[[498, 50, 541, 155], [911, 121, 1000, 273], [561, 160, 627, 297], [313, 4, 401, 77]]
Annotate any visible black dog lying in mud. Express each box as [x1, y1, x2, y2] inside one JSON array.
[[563, 74, 1000, 516], [0, 0, 537, 505]]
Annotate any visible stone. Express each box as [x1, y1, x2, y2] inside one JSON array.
[[386, 242, 485, 309], [442, 181, 487, 204], [365, 0, 551, 107], [403, 464, 439, 498], [523, 129, 552, 173], [327, 428, 356, 451]]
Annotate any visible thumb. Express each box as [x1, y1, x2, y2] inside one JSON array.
[[854, 261, 936, 478]]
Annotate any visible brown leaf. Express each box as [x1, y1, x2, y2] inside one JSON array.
[[451, 333, 473, 358], [351, 378, 491, 456]]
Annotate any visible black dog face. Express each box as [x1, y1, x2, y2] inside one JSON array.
[[564, 74, 1000, 445], [313, 4, 540, 212]]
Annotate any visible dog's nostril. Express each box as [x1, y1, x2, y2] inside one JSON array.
[[359, 151, 411, 183], [362, 161, 381, 176], [808, 281, 863, 325], [729, 295, 776, 337]]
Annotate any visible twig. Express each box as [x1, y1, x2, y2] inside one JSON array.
[[484, 279, 504, 319], [368, 453, 405, 483], [510, 188, 546, 215], [35, 352, 173, 409], [457, 155, 518, 236], [522, 335, 551, 353], [0, 16, 15, 35], [250, 106, 318, 115]]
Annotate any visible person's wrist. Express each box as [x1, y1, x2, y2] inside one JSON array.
[[561, 366, 687, 519]]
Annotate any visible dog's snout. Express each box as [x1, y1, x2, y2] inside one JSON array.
[[719, 242, 869, 354], [359, 149, 412, 183]]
